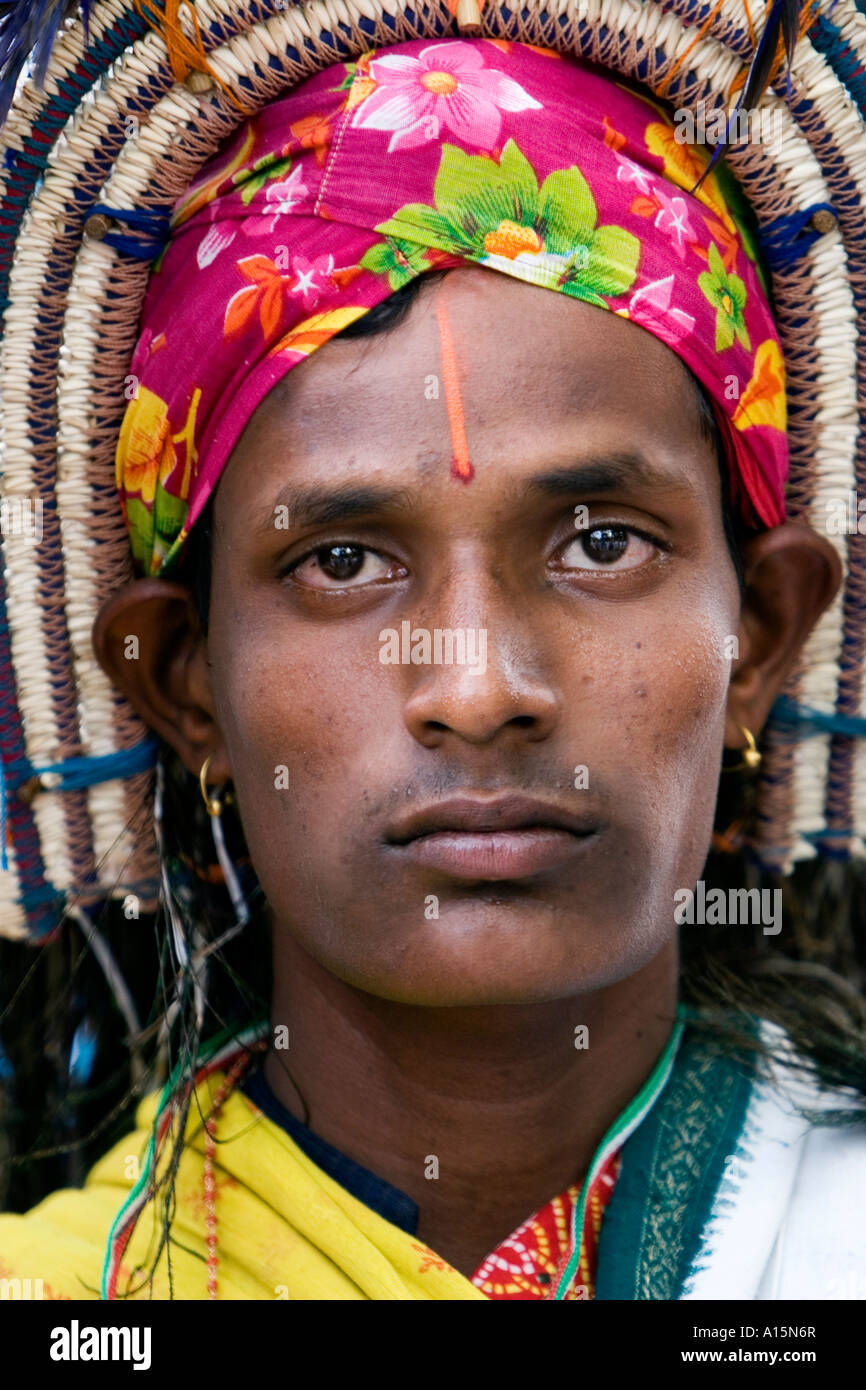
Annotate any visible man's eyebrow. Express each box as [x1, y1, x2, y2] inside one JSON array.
[[260, 483, 416, 531], [260, 455, 697, 531], [526, 453, 700, 500]]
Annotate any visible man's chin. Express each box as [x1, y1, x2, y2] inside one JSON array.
[[324, 902, 661, 1007]]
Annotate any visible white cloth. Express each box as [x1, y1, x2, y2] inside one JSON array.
[[680, 1023, 866, 1300]]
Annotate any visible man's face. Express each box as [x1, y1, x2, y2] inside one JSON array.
[[207, 267, 741, 1005]]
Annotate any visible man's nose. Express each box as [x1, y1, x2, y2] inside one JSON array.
[[399, 569, 562, 748]]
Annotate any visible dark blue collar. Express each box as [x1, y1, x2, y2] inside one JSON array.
[[241, 1064, 420, 1236]]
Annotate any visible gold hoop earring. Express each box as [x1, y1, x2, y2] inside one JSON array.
[[725, 725, 762, 773], [199, 753, 225, 817]]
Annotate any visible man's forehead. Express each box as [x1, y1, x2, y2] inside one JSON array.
[[217, 266, 720, 548], [237, 269, 708, 488]]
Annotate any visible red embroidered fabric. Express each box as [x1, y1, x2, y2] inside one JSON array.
[[471, 1150, 622, 1299]]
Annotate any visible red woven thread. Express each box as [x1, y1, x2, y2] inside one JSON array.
[[202, 1051, 259, 1300]]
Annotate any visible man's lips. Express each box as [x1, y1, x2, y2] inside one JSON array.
[[385, 795, 601, 882]]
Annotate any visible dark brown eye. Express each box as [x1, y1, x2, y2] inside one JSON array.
[[581, 526, 629, 564], [559, 525, 658, 573], [317, 544, 365, 580], [287, 543, 403, 590]]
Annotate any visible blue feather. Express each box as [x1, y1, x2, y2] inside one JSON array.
[[0, 0, 91, 126], [0, 1033, 13, 1082], [68, 1014, 98, 1088]]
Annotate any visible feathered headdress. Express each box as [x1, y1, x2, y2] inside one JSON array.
[[0, 0, 819, 130], [0, 0, 864, 928]]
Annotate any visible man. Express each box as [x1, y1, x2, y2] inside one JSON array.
[[1, 34, 864, 1302]]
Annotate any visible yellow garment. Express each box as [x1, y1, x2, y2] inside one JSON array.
[[0, 1069, 487, 1300]]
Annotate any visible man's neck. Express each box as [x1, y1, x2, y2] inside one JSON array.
[[264, 932, 679, 1279]]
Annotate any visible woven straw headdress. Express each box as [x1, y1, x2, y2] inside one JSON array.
[[1, 0, 865, 940]]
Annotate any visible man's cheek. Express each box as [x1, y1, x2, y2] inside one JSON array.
[[223, 691, 366, 868], [600, 623, 730, 769], [668, 619, 734, 738]]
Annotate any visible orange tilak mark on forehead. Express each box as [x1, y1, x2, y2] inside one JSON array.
[[434, 295, 474, 483]]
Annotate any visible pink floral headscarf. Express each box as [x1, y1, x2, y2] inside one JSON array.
[[117, 37, 787, 575]]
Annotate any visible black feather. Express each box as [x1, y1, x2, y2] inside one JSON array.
[[780, 0, 800, 71], [740, 0, 800, 112], [693, 0, 804, 193]]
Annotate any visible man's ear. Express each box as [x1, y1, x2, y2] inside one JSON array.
[[726, 521, 843, 749], [91, 578, 231, 783]]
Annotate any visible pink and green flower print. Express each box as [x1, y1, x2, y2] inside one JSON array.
[[374, 140, 640, 306], [117, 37, 788, 575]]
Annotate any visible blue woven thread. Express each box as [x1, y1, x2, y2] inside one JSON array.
[[812, 12, 866, 114], [0, 736, 159, 930], [88, 201, 171, 260], [758, 203, 838, 272], [770, 695, 866, 741], [100, 231, 165, 260], [3, 736, 159, 792], [88, 203, 169, 233], [0, 736, 158, 887]]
